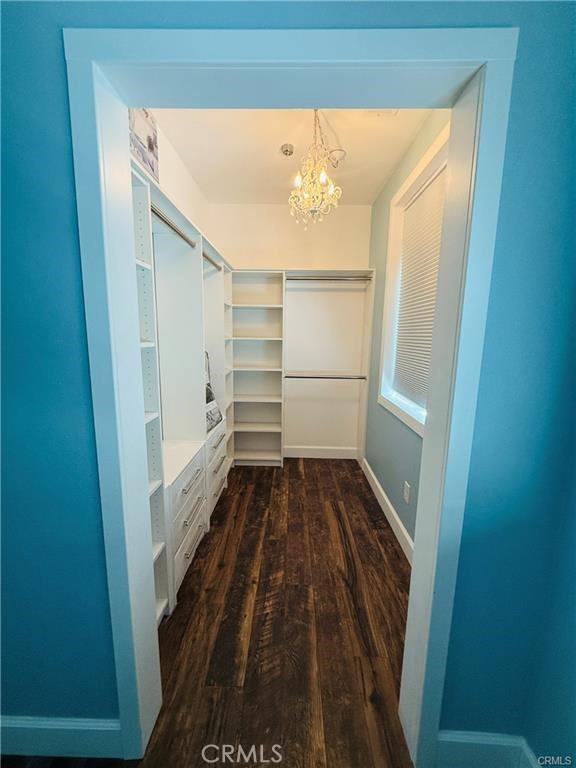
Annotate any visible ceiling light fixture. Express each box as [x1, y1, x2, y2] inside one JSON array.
[[289, 109, 343, 228]]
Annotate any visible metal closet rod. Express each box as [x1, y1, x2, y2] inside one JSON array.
[[285, 373, 367, 380], [286, 276, 371, 282], [150, 203, 222, 271]]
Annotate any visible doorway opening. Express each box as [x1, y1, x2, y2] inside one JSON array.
[[59, 27, 517, 768]]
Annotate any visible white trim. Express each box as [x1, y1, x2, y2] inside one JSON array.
[[284, 445, 357, 460], [377, 125, 450, 437], [63, 27, 517, 765], [377, 392, 425, 437], [65, 61, 162, 759], [437, 731, 540, 768], [361, 458, 414, 564], [1, 717, 123, 758]]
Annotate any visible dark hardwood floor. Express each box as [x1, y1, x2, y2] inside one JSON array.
[[3, 459, 413, 768]]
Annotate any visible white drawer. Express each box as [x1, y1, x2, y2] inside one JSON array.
[[208, 456, 228, 518], [172, 478, 206, 553], [173, 499, 206, 592], [170, 447, 205, 517], [206, 420, 226, 467], [208, 443, 227, 481]]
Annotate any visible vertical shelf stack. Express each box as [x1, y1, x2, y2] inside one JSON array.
[[223, 266, 235, 468], [232, 271, 284, 466], [132, 172, 171, 626]]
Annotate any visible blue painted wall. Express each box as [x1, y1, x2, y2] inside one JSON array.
[[439, 5, 576, 758], [524, 451, 576, 760], [365, 110, 450, 539], [2, 2, 574, 762]]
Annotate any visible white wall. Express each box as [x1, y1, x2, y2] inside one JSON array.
[[209, 203, 371, 269], [157, 126, 213, 236], [156, 125, 371, 270]]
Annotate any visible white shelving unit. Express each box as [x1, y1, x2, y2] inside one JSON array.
[[223, 266, 235, 470], [232, 271, 284, 466], [131, 169, 172, 626]]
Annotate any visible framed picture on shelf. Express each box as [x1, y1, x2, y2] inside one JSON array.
[[129, 108, 159, 181]]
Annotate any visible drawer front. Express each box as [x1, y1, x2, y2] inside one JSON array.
[[174, 500, 206, 592], [208, 457, 228, 518], [172, 479, 206, 553], [206, 420, 227, 467], [208, 442, 227, 482], [170, 448, 205, 517]]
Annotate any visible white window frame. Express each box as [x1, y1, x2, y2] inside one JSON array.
[[378, 124, 451, 437]]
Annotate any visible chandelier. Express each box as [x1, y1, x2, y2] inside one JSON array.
[[289, 110, 343, 228]]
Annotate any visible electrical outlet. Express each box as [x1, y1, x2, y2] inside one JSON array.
[[403, 481, 411, 504]]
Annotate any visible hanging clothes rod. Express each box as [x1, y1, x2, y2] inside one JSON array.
[[286, 276, 371, 282], [202, 251, 222, 271], [150, 204, 222, 272], [285, 373, 367, 380]]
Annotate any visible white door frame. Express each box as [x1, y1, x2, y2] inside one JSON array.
[[60, 28, 517, 765]]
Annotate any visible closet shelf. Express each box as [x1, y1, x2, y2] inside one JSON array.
[[231, 303, 283, 309], [145, 411, 159, 424], [233, 394, 282, 404], [234, 448, 282, 462], [232, 336, 283, 342], [152, 541, 166, 563], [149, 479, 162, 497], [234, 422, 282, 433], [140, 340, 156, 349], [233, 366, 282, 373], [135, 259, 152, 271], [155, 596, 168, 626]]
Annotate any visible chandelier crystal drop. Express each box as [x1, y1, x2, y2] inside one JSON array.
[[288, 110, 342, 229]]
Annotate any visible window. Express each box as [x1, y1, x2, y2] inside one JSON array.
[[378, 130, 449, 435]]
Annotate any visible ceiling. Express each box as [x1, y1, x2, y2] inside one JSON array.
[[155, 108, 433, 205]]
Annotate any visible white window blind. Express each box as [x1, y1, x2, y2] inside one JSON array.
[[393, 167, 447, 409]]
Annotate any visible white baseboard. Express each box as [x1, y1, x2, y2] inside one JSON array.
[[1, 715, 123, 757], [437, 730, 540, 768], [360, 458, 413, 564], [283, 445, 358, 459]]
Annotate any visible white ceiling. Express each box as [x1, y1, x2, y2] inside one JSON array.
[[155, 108, 433, 205]]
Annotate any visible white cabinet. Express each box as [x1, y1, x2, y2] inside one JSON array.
[[174, 499, 207, 592], [231, 271, 285, 467], [207, 420, 228, 517], [163, 440, 207, 595], [131, 168, 234, 615], [162, 430, 229, 596], [283, 271, 373, 459]]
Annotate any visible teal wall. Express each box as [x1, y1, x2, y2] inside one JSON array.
[[2, 2, 574, 763], [365, 110, 450, 539], [524, 451, 576, 759]]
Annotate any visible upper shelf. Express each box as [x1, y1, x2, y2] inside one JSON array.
[[232, 271, 284, 306]]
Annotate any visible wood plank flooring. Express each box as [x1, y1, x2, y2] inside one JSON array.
[[2, 459, 413, 768]]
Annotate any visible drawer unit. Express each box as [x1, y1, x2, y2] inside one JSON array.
[[208, 450, 228, 518], [208, 443, 227, 484], [206, 419, 227, 468], [170, 446, 205, 518], [172, 476, 206, 553], [173, 498, 207, 592]]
